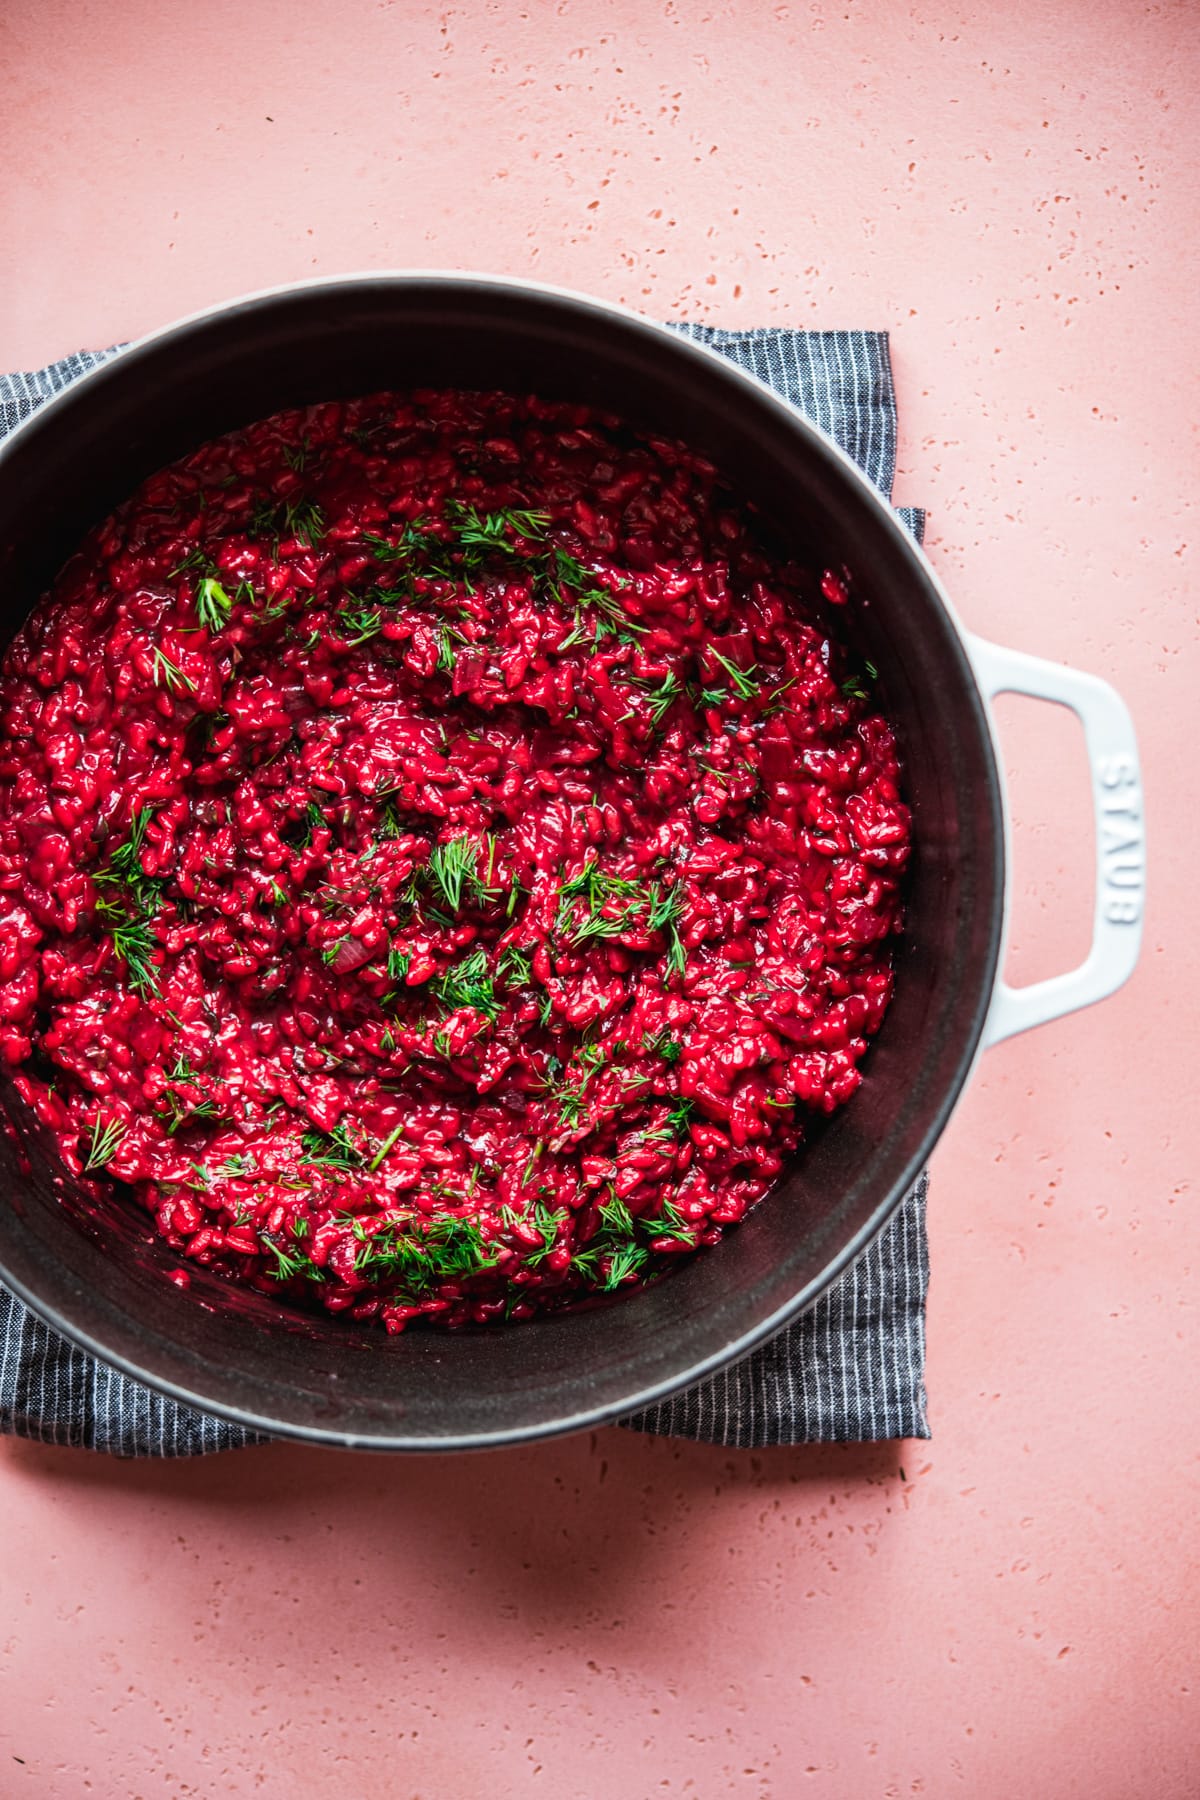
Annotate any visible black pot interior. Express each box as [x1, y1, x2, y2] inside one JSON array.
[[0, 279, 1003, 1445]]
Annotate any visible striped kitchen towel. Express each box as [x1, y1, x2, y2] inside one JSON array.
[[0, 326, 929, 1453]]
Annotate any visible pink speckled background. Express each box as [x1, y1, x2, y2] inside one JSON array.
[[0, 2, 1195, 1794]]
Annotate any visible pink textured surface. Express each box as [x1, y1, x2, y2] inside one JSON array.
[[0, 2, 1194, 1794]]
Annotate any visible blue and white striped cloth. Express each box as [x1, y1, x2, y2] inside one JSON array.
[[0, 327, 930, 1453]]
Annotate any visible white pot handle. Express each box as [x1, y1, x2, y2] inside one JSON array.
[[966, 635, 1146, 1048]]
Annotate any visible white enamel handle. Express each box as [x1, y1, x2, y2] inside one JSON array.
[[966, 635, 1146, 1048]]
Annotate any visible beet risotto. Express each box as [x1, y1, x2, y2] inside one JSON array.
[[0, 388, 911, 1332]]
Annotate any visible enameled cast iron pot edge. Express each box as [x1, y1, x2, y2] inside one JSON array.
[[0, 275, 1146, 1448]]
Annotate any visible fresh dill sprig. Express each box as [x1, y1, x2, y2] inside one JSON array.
[[287, 797, 329, 850], [664, 1098, 695, 1134], [248, 498, 278, 537], [646, 1197, 698, 1246], [151, 647, 196, 694], [250, 496, 326, 550], [841, 658, 878, 700], [216, 1152, 255, 1178], [300, 1122, 367, 1170], [551, 549, 642, 644], [195, 576, 232, 632], [282, 498, 326, 547], [643, 881, 687, 978], [602, 1241, 649, 1290], [644, 881, 682, 935], [95, 806, 156, 889], [434, 623, 465, 674], [338, 606, 383, 646], [553, 1042, 608, 1128], [433, 947, 501, 1020], [625, 669, 683, 727], [554, 860, 645, 945], [445, 501, 550, 559], [376, 793, 403, 841], [363, 518, 442, 564], [262, 1238, 319, 1282], [169, 546, 217, 580], [423, 833, 498, 914], [424, 835, 476, 912], [83, 1113, 126, 1172], [708, 648, 760, 702], [568, 1193, 650, 1289], [599, 1196, 635, 1237], [664, 925, 688, 980], [111, 918, 160, 994], [93, 808, 163, 994], [554, 861, 685, 968], [157, 1054, 223, 1136], [352, 1213, 498, 1289], [497, 943, 533, 989], [523, 1200, 566, 1267]]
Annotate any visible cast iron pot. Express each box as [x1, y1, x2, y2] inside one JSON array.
[[0, 276, 1146, 1448]]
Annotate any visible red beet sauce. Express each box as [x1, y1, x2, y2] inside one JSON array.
[[0, 389, 910, 1331]]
